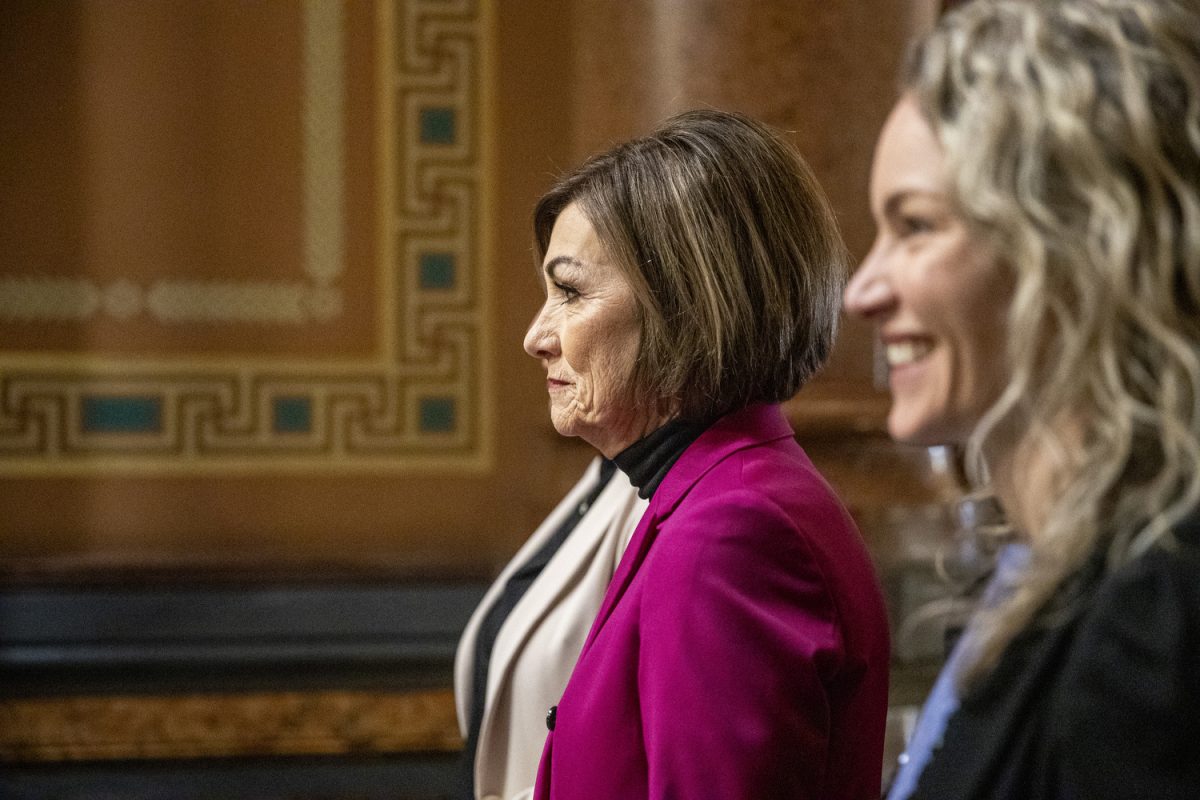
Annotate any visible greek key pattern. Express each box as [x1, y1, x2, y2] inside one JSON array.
[[0, 0, 491, 473]]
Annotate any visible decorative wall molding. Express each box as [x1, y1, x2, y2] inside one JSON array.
[[302, 0, 347, 293], [0, 580, 485, 679], [0, 689, 459, 762], [0, 578, 486, 762], [0, 0, 493, 473], [0, 3, 346, 328], [0, 575, 486, 794]]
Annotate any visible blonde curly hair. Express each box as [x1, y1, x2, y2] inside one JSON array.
[[906, 0, 1200, 686]]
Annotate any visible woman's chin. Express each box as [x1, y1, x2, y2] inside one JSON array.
[[549, 416, 576, 439], [549, 411, 592, 444], [883, 407, 974, 450], [887, 407, 958, 448]]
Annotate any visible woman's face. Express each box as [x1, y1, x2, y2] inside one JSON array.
[[844, 97, 1012, 446], [524, 203, 658, 457]]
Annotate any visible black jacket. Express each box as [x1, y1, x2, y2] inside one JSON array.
[[913, 512, 1200, 800]]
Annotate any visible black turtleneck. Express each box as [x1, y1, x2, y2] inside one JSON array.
[[613, 417, 710, 499]]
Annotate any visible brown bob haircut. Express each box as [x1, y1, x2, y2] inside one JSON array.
[[533, 109, 849, 423]]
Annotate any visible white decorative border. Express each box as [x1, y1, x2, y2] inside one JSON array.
[[302, 0, 346, 291], [0, 0, 493, 473], [0, 1, 345, 326]]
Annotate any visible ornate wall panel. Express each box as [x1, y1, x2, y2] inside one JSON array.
[[0, 689, 459, 761], [0, 0, 492, 475]]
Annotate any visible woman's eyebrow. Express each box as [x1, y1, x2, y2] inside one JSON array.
[[882, 188, 942, 218]]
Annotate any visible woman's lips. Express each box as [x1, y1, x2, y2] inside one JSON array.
[[547, 378, 570, 391], [883, 337, 935, 393], [884, 338, 934, 367]]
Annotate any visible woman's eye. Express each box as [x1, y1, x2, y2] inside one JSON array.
[[898, 215, 935, 237], [554, 282, 580, 302]]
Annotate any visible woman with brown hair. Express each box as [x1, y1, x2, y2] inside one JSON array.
[[526, 109, 890, 799]]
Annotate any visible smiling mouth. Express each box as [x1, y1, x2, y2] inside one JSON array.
[[885, 340, 934, 367]]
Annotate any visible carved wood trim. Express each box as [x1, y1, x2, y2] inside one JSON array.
[[0, 689, 461, 763]]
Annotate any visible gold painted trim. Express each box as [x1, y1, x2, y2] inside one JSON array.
[[477, 0, 497, 473], [377, 0, 399, 366], [0, 0, 496, 475], [0, 3, 346, 328], [0, 689, 460, 762]]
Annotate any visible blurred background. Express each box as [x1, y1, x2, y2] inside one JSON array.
[[0, 0, 965, 797]]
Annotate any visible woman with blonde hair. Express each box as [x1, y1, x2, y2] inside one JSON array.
[[845, 1, 1200, 797]]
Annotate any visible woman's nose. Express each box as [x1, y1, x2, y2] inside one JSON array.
[[843, 241, 895, 319], [523, 306, 559, 360]]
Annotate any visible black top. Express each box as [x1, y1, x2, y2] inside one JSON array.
[[458, 460, 616, 797], [613, 417, 710, 499], [912, 510, 1200, 800], [460, 418, 709, 797]]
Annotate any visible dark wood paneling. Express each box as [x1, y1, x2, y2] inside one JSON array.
[[0, 579, 487, 796], [0, 754, 459, 800], [0, 579, 487, 695]]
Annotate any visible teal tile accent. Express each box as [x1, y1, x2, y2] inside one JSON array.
[[419, 107, 457, 144], [419, 252, 456, 289], [274, 396, 313, 433], [419, 397, 456, 433], [81, 396, 162, 434]]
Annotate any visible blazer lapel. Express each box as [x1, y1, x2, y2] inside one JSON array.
[[483, 469, 642, 710], [454, 458, 604, 733], [577, 499, 660, 660], [577, 403, 796, 661]]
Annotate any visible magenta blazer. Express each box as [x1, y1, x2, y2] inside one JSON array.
[[533, 403, 890, 799]]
